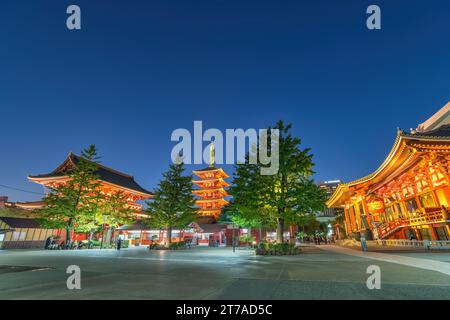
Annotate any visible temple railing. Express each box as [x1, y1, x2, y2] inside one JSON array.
[[336, 239, 450, 250], [371, 239, 450, 250], [376, 207, 449, 238], [372, 239, 425, 248], [408, 208, 447, 225]]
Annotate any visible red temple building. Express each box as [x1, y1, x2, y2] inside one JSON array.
[[327, 102, 450, 241], [21, 153, 153, 241]]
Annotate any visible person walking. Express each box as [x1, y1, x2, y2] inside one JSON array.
[[360, 233, 368, 252], [45, 236, 53, 250], [116, 237, 123, 251]]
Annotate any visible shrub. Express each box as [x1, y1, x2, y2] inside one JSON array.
[[121, 240, 130, 248], [240, 235, 256, 246], [255, 242, 301, 256], [149, 241, 187, 251]]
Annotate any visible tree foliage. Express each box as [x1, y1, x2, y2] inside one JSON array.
[[37, 145, 101, 241], [229, 120, 327, 243], [145, 161, 197, 246]]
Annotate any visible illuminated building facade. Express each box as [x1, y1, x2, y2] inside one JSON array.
[[24, 153, 153, 241], [327, 102, 450, 241], [27, 153, 153, 212]]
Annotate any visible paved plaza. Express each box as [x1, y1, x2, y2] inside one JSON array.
[[0, 245, 449, 300]]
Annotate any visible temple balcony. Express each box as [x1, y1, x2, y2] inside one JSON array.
[[377, 207, 450, 238], [408, 207, 448, 226]]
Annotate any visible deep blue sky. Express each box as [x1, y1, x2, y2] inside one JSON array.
[[1, 0, 450, 201]]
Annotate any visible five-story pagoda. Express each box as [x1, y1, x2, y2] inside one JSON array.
[[192, 143, 229, 220]]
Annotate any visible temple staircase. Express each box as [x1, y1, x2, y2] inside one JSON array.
[[378, 220, 407, 239]]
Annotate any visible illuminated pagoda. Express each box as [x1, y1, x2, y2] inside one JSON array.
[[192, 142, 229, 221], [327, 102, 450, 241]]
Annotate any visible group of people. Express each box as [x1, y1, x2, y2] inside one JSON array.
[[312, 236, 331, 245], [44, 236, 84, 250], [44, 235, 124, 250], [299, 235, 332, 245]]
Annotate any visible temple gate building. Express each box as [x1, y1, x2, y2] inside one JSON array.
[[26, 152, 153, 211], [23, 152, 153, 242], [327, 102, 450, 241]]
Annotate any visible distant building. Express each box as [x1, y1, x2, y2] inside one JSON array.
[[0, 196, 8, 208], [0, 216, 61, 249], [0, 196, 62, 249], [316, 180, 342, 220]]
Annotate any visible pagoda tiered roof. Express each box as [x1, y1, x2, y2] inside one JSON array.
[[195, 198, 229, 205], [192, 188, 229, 198], [192, 178, 230, 188], [193, 166, 229, 179], [196, 210, 223, 218], [192, 165, 230, 220]]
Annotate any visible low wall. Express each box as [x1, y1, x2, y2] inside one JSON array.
[[336, 239, 450, 250], [335, 239, 361, 247], [1, 240, 46, 249]]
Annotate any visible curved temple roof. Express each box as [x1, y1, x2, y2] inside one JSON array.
[[29, 153, 153, 197], [327, 102, 450, 208]]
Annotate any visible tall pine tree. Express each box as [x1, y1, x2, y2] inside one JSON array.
[[145, 161, 196, 247]]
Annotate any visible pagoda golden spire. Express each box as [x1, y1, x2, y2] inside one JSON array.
[[209, 140, 215, 167]]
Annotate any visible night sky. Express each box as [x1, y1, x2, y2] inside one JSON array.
[[1, 0, 450, 201]]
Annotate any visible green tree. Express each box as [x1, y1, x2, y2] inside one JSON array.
[[37, 145, 102, 242], [101, 191, 135, 227], [145, 161, 197, 247], [78, 183, 135, 247], [332, 206, 346, 239], [229, 154, 277, 240], [296, 215, 328, 238], [285, 178, 327, 243], [100, 191, 135, 246]]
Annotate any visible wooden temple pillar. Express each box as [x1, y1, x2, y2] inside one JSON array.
[[428, 226, 439, 241], [361, 197, 374, 240], [343, 207, 350, 236], [361, 197, 372, 229]]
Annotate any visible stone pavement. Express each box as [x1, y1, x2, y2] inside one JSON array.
[[317, 245, 450, 275], [0, 246, 449, 299]]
